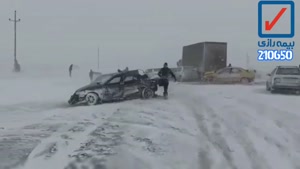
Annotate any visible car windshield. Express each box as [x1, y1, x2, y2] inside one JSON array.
[[276, 68, 300, 75], [92, 74, 115, 84]]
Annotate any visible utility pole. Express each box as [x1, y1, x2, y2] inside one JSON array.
[[9, 10, 21, 72], [246, 52, 250, 69], [97, 47, 99, 70]]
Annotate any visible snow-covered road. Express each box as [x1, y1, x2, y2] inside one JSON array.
[[1, 73, 300, 169]]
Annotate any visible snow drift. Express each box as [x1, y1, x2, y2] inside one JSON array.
[[1, 67, 300, 169]]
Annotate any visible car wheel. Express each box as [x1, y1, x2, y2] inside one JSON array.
[[206, 77, 214, 83], [266, 82, 270, 91], [141, 88, 154, 99], [85, 93, 100, 106], [241, 78, 249, 84]]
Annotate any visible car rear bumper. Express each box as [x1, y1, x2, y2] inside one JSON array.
[[272, 84, 300, 90], [248, 77, 255, 82]]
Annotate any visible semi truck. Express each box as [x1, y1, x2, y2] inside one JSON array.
[[181, 41, 227, 78]]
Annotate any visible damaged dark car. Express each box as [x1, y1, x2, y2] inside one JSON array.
[[68, 70, 158, 105]]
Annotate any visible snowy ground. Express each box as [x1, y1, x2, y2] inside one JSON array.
[[1, 70, 300, 169]]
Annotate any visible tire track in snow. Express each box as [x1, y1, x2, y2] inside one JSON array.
[[0, 123, 66, 169], [21, 120, 99, 169], [199, 97, 272, 169], [18, 104, 120, 169], [234, 98, 300, 168], [175, 87, 271, 169], [237, 97, 300, 139], [64, 122, 125, 169], [184, 98, 238, 169], [177, 84, 300, 169]]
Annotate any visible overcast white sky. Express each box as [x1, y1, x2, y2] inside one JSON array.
[[0, 0, 298, 73]]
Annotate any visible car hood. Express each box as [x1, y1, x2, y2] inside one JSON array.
[[76, 83, 102, 92]]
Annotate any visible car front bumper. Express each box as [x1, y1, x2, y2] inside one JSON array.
[[68, 93, 85, 105]]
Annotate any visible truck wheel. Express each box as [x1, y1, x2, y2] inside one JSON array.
[[210, 78, 216, 84], [142, 88, 154, 99], [86, 93, 100, 106]]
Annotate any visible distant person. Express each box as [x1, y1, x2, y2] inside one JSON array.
[[89, 69, 93, 81], [158, 62, 177, 97], [228, 63, 232, 67], [117, 67, 128, 73], [69, 64, 73, 77], [14, 59, 21, 72]]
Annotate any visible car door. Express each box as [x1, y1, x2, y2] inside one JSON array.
[[230, 68, 243, 83], [215, 68, 231, 83], [105, 75, 123, 98], [122, 74, 139, 96]]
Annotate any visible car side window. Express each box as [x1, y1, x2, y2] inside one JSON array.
[[216, 68, 225, 74], [218, 68, 230, 74], [124, 75, 134, 82], [231, 68, 242, 73], [108, 76, 121, 85]]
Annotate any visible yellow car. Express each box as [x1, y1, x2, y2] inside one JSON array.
[[204, 67, 255, 84]]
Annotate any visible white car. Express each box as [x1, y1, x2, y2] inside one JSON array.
[[266, 66, 300, 94], [170, 66, 199, 82]]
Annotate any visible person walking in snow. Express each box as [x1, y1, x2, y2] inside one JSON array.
[[117, 67, 129, 73], [158, 62, 177, 97], [89, 69, 93, 81], [69, 64, 73, 77]]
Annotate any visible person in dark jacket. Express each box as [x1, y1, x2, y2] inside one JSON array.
[[89, 69, 93, 81], [158, 62, 177, 96], [69, 64, 73, 77]]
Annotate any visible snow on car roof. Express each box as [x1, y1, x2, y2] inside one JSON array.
[[221, 67, 244, 70], [115, 69, 147, 77], [231, 67, 244, 69]]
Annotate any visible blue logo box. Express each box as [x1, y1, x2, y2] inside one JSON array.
[[258, 1, 294, 38]]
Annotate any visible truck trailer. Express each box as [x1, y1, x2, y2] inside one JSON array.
[[182, 41, 227, 75]]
